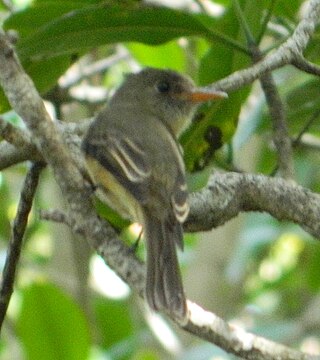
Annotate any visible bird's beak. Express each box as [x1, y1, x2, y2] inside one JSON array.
[[182, 88, 228, 103]]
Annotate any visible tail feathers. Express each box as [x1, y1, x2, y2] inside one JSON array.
[[144, 214, 187, 321]]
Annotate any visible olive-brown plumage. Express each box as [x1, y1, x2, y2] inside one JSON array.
[[81, 68, 227, 321]]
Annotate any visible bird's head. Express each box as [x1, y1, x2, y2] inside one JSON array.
[[112, 68, 228, 136]]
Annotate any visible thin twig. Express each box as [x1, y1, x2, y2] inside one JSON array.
[[0, 116, 31, 148], [59, 48, 130, 89], [0, 162, 44, 331], [291, 55, 320, 77], [39, 209, 70, 225], [257, 0, 278, 44], [211, 0, 320, 93], [1, 0, 15, 12], [297, 133, 320, 151], [232, 0, 294, 179], [232, 0, 256, 46], [293, 108, 320, 147], [260, 70, 294, 178], [0, 142, 40, 170], [195, 0, 207, 12]]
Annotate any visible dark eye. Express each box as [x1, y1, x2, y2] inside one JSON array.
[[156, 81, 170, 93]]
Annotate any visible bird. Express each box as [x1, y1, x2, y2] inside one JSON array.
[[81, 67, 227, 321]]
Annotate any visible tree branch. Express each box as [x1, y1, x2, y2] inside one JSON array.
[[0, 116, 31, 148], [0, 162, 44, 330], [186, 171, 320, 239], [209, 0, 320, 93], [291, 55, 320, 77], [231, 0, 294, 179], [252, 50, 294, 179], [184, 301, 315, 360], [0, 119, 91, 171], [0, 141, 40, 169], [59, 47, 130, 89], [0, 116, 42, 169], [39, 209, 70, 225]]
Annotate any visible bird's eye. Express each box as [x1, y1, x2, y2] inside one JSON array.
[[156, 81, 170, 93]]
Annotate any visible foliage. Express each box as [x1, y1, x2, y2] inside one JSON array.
[[1, 0, 320, 359]]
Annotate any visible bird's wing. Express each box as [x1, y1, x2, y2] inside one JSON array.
[[83, 131, 151, 203], [171, 172, 189, 223], [163, 130, 189, 225], [168, 170, 189, 250]]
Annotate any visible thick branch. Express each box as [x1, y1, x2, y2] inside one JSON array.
[[0, 119, 91, 170], [40, 172, 320, 247], [186, 171, 320, 238], [184, 302, 315, 360], [40, 205, 317, 359]]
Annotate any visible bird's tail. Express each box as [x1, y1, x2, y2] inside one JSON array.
[[143, 213, 187, 321]]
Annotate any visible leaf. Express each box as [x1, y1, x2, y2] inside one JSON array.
[[182, 0, 265, 172], [9, 5, 217, 62], [232, 94, 265, 151], [0, 54, 73, 113], [1, 3, 84, 111], [274, 0, 303, 20], [94, 297, 134, 349], [257, 77, 320, 137], [4, 2, 93, 39], [286, 78, 320, 133], [1, 3, 223, 112], [127, 40, 186, 72], [94, 198, 130, 231], [0, 176, 11, 239], [26, 55, 74, 94], [17, 283, 90, 360]]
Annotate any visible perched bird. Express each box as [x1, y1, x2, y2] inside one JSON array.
[[81, 68, 227, 321]]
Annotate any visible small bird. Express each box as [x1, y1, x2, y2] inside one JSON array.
[[81, 68, 227, 321]]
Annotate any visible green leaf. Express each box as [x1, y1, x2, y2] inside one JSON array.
[[183, 0, 264, 171], [94, 198, 130, 231], [304, 242, 320, 291], [258, 77, 320, 138], [0, 175, 11, 239], [274, 0, 303, 20], [1, 3, 84, 111], [17, 282, 90, 360], [4, 2, 92, 38], [1, 3, 224, 110], [9, 5, 218, 61], [127, 40, 186, 72], [0, 54, 72, 113], [232, 94, 265, 151], [94, 296, 134, 349], [34, 0, 101, 3], [286, 78, 320, 133], [26, 55, 74, 94]]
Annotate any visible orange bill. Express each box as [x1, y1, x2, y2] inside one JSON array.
[[188, 89, 228, 103]]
